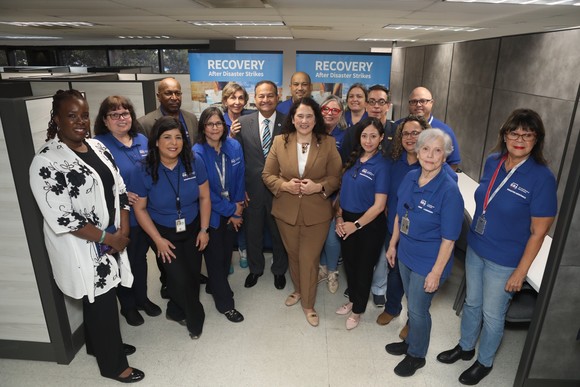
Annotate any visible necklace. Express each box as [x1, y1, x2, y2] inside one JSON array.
[[300, 142, 310, 154]]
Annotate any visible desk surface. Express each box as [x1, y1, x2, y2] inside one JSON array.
[[457, 171, 550, 292]]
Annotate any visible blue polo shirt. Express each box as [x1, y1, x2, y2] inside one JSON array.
[[94, 133, 148, 227], [276, 99, 293, 115], [329, 126, 347, 153], [468, 153, 557, 268], [340, 152, 390, 214], [130, 158, 208, 228], [396, 168, 464, 277], [193, 138, 245, 229], [345, 110, 368, 127], [224, 109, 252, 134]]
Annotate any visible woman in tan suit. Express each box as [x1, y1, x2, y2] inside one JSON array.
[[263, 97, 342, 327]]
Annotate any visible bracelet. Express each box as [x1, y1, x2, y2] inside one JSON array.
[[98, 230, 106, 243], [335, 215, 343, 219]]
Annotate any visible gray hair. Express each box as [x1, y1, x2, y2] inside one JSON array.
[[320, 95, 347, 129], [415, 128, 454, 158]]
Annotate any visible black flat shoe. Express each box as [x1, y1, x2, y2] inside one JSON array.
[[138, 299, 162, 317], [437, 344, 475, 364], [111, 367, 145, 383], [121, 309, 144, 326], [385, 341, 409, 356], [244, 272, 263, 288], [123, 344, 136, 356], [200, 273, 208, 284], [165, 311, 187, 326], [274, 274, 286, 290], [160, 284, 169, 299], [224, 309, 244, 323], [394, 355, 426, 377], [459, 361, 492, 385]]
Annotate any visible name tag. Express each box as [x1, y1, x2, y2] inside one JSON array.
[[176, 218, 186, 233], [400, 214, 410, 235], [474, 215, 486, 235]]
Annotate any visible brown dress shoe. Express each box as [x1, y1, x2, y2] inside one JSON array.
[[376, 311, 399, 326], [399, 323, 409, 340]]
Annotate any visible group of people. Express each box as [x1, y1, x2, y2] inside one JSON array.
[[28, 72, 557, 385]]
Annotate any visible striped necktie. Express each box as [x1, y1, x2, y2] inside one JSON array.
[[262, 118, 271, 158]]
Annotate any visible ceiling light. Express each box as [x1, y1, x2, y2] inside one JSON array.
[[187, 21, 285, 26], [445, 0, 580, 5], [118, 35, 171, 39], [0, 35, 63, 40], [0, 21, 94, 27], [357, 38, 417, 42], [235, 36, 292, 39], [383, 24, 483, 32]]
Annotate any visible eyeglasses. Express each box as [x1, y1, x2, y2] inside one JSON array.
[[368, 99, 388, 106], [321, 106, 342, 115], [402, 131, 421, 138], [161, 91, 183, 97], [107, 112, 131, 120], [205, 122, 224, 129], [408, 99, 432, 106], [506, 131, 536, 142]]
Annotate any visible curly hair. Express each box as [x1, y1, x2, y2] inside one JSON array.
[[390, 115, 431, 160], [46, 89, 87, 142], [93, 95, 142, 137], [344, 117, 385, 172], [281, 97, 327, 146], [145, 116, 194, 183]]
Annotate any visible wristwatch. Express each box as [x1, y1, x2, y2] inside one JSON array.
[[354, 220, 362, 230], [201, 227, 210, 233]]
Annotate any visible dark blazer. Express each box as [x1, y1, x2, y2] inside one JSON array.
[[262, 132, 342, 226], [138, 108, 199, 145], [235, 111, 286, 205]]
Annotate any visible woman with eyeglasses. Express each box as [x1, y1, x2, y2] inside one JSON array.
[[29, 90, 144, 383], [335, 117, 390, 330], [344, 83, 368, 127], [94, 96, 162, 327], [437, 109, 557, 385], [262, 97, 342, 327], [384, 128, 464, 377], [317, 95, 347, 294], [131, 116, 210, 340], [193, 107, 245, 323]]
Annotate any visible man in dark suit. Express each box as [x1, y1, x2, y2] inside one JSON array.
[[234, 80, 288, 289], [138, 77, 198, 145]]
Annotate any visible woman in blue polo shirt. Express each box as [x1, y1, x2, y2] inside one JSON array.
[[193, 107, 245, 323], [94, 95, 161, 327], [335, 117, 389, 330], [131, 116, 211, 339], [384, 129, 464, 377], [318, 95, 347, 294], [437, 109, 557, 385]]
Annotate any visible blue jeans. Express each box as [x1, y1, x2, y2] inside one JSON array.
[[320, 217, 341, 272], [399, 260, 446, 358], [459, 246, 515, 367], [371, 243, 388, 296]]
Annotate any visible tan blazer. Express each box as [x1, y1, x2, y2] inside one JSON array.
[[262, 132, 342, 226]]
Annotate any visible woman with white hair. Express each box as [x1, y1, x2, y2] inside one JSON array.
[[384, 129, 464, 377]]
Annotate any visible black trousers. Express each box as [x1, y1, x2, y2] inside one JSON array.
[[148, 218, 205, 336], [117, 225, 150, 310], [341, 210, 387, 314], [204, 216, 236, 313], [84, 287, 128, 378]]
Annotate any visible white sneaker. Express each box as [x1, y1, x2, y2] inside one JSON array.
[[327, 271, 339, 294], [317, 265, 328, 284]]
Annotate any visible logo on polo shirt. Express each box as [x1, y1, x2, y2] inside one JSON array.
[[182, 171, 196, 181], [507, 181, 528, 199], [418, 199, 435, 214], [231, 156, 242, 167], [359, 168, 375, 181]]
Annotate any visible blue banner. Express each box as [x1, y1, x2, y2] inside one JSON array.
[[189, 52, 283, 84]]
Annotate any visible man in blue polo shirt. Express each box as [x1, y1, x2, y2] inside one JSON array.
[[397, 87, 461, 170], [277, 71, 312, 115]]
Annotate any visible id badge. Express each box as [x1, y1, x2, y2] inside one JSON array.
[[221, 190, 230, 200], [400, 214, 410, 235], [175, 218, 186, 233], [475, 215, 486, 235]]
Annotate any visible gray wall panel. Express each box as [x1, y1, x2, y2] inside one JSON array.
[[496, 29, 580, 101], [450, 39, 499, 89], [422, 44, 453, 120], [390, 48, 405, 120], [401, 46, 425, 116]]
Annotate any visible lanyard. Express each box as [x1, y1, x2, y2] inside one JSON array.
[[162, 164, 182, 218], [482, 154, 527, 215], [214, 153, 227, 191]]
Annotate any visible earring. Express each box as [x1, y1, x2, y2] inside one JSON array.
[[378, 144, 383, 151]]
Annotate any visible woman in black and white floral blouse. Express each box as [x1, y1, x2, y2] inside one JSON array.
[[29, 90, 145, 383]]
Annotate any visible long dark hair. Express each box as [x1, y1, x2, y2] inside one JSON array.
[[93, 95, 142, 137], [281, 97, 327, 146], [344, 117, 385, 172], [390, 115, 430, 160], [492, 108, 547, 165], [46, 89, 87, 142], [145, 116, 194, 183], [196, 107, 228, 144]]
